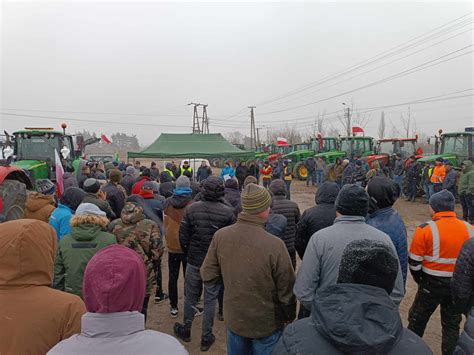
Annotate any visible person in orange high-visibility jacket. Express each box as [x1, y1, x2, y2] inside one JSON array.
[[408, 189, 473, 355], [260, 160, 273, 189], [430, 157, 446, 194]]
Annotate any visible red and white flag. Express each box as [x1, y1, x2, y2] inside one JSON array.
[[277, 137, 288, 146], [352, 126, 364, 134], [54, 149, 64, 197], [101, 134, 112, 144]]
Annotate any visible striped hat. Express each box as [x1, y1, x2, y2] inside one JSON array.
[[241, 183, 272, 214]]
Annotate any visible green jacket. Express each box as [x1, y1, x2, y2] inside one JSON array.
[[459, 160, 474, 196], [53, 224, 116, 298]]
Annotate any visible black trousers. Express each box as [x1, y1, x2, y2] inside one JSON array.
[[460, 194, 474, 223], [153, 257, 164, 297], [168, 252, 187, 308], [408, 283, 462, 355]]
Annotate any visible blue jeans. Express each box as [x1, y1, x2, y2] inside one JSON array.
[[227, 328, 282, 355], [316, 170, 324, 185], [424, 182, 431, 202], [394, 175, 403, 196], [306, 170, 315, 186]]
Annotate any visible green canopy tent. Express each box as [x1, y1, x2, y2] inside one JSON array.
[[128, 133, 254, 159]]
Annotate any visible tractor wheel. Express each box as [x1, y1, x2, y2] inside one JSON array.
[[0, 179, 27, 221], [294, 162, 308, 181]]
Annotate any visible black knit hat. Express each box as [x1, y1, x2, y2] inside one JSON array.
[[335, 184, 369, 217], [60, 187, 87, 211], [83, 178, 101, 194], [338, 239, 398, 294], [201, 176, 225, 200]]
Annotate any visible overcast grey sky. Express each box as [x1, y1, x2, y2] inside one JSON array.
[[1, 1, 473, 145]]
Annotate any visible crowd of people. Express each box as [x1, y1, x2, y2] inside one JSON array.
[[0, 156, 473, 355]]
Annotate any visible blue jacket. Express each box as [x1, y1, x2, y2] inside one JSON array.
[[49, 204, 74, 240], [220, 166, 235, 179], [367, 207, 408, 285]]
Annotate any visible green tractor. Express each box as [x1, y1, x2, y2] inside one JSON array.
[[284, 137, 340, 180], [6, 125, 100, 184], [417, 128, 473, 166], [313, 137, 345, 164]]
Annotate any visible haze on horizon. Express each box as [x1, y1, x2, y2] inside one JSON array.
[[1, 1, 473, 146]]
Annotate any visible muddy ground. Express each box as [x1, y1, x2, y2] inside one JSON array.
[[147, 179, 461, 355]]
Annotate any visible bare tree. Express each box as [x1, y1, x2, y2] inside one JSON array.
[[378, 111, 386, 139], [267, 125, 302, 145], [225, 131, 245, 145], [400, 106, 417, 138], [337, 101, 370, 136], [314, 110, 326, 134]]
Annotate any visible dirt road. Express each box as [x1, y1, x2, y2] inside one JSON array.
[[147, 179, 456, 355]]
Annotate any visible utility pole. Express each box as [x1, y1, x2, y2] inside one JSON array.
[[256, 127, 261, 147], [188, 102, 202, 134], [201, 104, 209, 134], [248, 106, 257, 149]]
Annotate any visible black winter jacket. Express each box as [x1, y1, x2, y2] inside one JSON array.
[[270, 183, 301, 256], [295, 182, 339, 259], [224, 186, 242, 217], [179, 177, 235, 267], [452, 238, 474, 314], [273, 284, 431, 355], [101, 182, 126, 219]]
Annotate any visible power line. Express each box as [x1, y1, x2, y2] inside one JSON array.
[[0, 105, 190, 117], [0, 112, 192, 129], [265, 27, 473, 109], [254, 13, 473, 107], [257, 45, 473, 115]]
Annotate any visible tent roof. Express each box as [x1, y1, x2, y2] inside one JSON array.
[[128, 133, 254, 159]]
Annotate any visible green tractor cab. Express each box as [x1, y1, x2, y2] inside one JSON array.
[[9, 126, 100, 185], [313, 137, 345, 164], [339, 136, 374, 158], [417, 129, 473, 166]]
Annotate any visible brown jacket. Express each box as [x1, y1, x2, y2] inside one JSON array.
[[0, 219, 86, 354], [24, 192, 56, 222], [163, 194, 193, 253], [201, 213, 296, 338]]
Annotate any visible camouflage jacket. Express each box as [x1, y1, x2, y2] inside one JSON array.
[[108, 202, 163, 294]]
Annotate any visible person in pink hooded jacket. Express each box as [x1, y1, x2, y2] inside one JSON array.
[[48, 244, 188, 355]]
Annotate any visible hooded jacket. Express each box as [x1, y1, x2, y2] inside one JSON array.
[[132, 176, 153, 195], [163, 193, 193, 253], [49, 203, 75, 240], [0, 220, 86, 354], [294, 216, 405, 310], [108, 202, 163, 295], [54, 223, 116, 298], [366, 177, 408, 285], [49, 187, 87, 240], [47, 245, 187, 355], [179, 177, 235, 267], [273, 284, 431, 355], [270, 181, 301, 256], [201, 213, 296, 339], [25, 191, 56, 222], [459, 160, 474, 196], [295, 182, 339, 259]]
